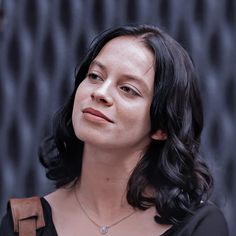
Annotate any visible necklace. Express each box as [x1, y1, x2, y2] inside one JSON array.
[[74, 188, 136, 234]]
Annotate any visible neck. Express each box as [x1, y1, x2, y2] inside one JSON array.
[[75, 143, 143, 219]]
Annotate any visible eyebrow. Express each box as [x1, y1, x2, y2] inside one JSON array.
[[89, 60, 151, 94]]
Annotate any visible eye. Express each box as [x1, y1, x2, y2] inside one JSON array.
[[120, 86, 140, 96], [87, 73, 103, 81]]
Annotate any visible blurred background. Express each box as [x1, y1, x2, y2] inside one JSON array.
[[0, 0, 235, 235]]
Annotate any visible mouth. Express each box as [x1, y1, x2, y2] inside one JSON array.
[[82, 108, 114, 123]]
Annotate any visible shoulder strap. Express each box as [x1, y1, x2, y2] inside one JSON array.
[[10, 196, 46, 236]]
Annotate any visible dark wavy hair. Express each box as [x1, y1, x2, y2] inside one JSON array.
[[39, 24, 213, 225]]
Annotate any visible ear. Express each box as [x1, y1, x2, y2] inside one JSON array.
[[151, 129, 167, 141]]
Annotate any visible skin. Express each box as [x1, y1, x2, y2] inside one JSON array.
[[45, 36, 169, 236], [72, 36, 155, 152]]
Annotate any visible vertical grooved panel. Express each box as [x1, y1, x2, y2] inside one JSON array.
[[0, 0, 235, 235]]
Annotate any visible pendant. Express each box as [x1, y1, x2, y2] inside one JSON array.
[[99, 226, 109, 234]]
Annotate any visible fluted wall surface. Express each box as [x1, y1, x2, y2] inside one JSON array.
[[0, 0, 235, 235]]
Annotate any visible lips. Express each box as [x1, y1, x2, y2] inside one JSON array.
[[82, 108, 113, 123]]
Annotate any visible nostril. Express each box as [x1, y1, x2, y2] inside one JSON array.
[[100, 98, 107, 103], [91, 93, 113, 106]]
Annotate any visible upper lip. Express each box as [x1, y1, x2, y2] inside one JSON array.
[[82, 107, 114, 123]]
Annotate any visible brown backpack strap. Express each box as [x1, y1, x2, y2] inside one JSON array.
[[10, 196, 46, 236]]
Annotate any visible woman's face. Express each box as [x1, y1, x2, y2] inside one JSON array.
[[72, 36, 155, 151]]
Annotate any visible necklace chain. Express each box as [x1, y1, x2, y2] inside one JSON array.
[[74, 187, 136, 234]]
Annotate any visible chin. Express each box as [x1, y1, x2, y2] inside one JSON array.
[[74, 128, 104, 144]]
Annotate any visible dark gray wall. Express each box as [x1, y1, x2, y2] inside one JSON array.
[[0, 0, 235, 235]]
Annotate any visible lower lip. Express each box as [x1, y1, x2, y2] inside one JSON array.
[[83, 112, 111, 123]]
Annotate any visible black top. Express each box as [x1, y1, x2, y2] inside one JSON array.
[[0, 198, 229, 236]]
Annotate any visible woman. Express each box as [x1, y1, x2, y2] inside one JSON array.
[[0, 24, 229, 235]]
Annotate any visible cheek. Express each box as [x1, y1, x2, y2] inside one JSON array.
[[73, 81, 89, 109], [120, 102, 151, 130], [72, 86, 85, 123], [73, 90, 80, 114], [72, 98, 79, 130]]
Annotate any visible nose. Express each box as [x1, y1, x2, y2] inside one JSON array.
[[91, 81, 113, 106]]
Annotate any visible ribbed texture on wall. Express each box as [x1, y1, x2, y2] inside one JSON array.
[[0, 0, 235, 234]]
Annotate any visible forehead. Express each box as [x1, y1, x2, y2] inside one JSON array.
[[97, 36, 153, 64]]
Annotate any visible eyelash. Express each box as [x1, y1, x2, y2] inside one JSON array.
[[87, 73, 103, 81], [87, 72, 141, 97], [120, 86, 140, 96]]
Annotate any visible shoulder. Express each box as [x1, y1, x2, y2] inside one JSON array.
[[194, 202, 227, 223], [165, 202, 229, 236], [190, 202, 229, 235], [44, 186, 74, 211]]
